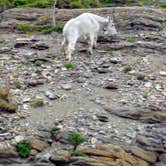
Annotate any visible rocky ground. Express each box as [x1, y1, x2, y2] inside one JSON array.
[[0, 6, 166, 166]]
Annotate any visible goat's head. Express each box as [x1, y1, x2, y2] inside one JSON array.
[[104, 16, 117, 36]]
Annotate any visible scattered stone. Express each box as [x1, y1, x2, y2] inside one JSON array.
[[61, 84, 72, 90], [159, 71, 166, 77], [50, 142, 72, 163], [97, 115, 109, 122], [14, 135, 25, 143], [103, 83, 119, 90], [45, 91, 60, 100], [110, 57, 122, 64], [27, 79, 45, 87], [0, 146, 18, 158], [31, 41, 49, 50], [28, 138, 49, 152], [14, 38, 32, 48]]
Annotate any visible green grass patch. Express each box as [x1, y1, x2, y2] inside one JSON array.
[[34, 60, 44, 67], [138, 0, 154, 5], [51, 53, 59, 60], [126, 37, 137, 43], [103, 46, 114, 52], [72, 150, 86, 157], [65, 63, 74, 69], [12, 0, 54, 8], [49, 124, 60, 134], [17, 23, 36, 35], [137, 75, 145, 81], [124, 65, 132, 73], [42, 23, 64, 34], [17, 140, 31, 158], [69, 0, 101, 8], [157, 1, 166, 7], [0, 40, 7, 46], [31, 98, 44, 108], [35, 69, 42, 75], [14, 80, 21, 89]]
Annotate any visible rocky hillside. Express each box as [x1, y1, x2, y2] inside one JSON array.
[[0, 7, 166, 166]]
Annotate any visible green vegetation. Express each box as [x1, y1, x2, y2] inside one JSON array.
[[127, 37, 137, 43], [14, 80, 21, 89], [34, 60, 44, 66], [0, 85, 18, 113], [65, 63, 74, 69], [17, 140, 31, 158], [17, 22, 64, 35], [31, 98, 44, 107], [52, 23, 64, 32], [69, 1, 84, 8], [42, 23, 64, 34], [12, 0, 54, 8], [138, 0, 153, 5], [0, 99, 18, 113], [17, 23, 36, 35], [124, 65, 132, 73], [49, 124, 60, 134], [157, 1, 166, 7], [69, 0, 101, 8], [0, 40, 7, 46], [35, 69, 42, 75], [137, 74, 145, 81], [72, 149, 86, 157], [51, 53, 59, 60], [67, 132, 86, 150], [0, 0, 160, 8], [104, 46, 114, 52]]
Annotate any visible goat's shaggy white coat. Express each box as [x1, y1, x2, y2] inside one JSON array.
[[62, 13, 117, 61]]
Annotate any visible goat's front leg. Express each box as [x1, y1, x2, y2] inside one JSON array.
[[88, 34, 95, 55], [93, 33, 98, 48], [66, 38, 77, 61]]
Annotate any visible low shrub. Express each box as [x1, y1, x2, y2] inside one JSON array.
[[17, 140, 31, 158], [67, 132, 86, 150]]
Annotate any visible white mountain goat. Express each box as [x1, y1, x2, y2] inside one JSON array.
[[62, 12, 117, 61]]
